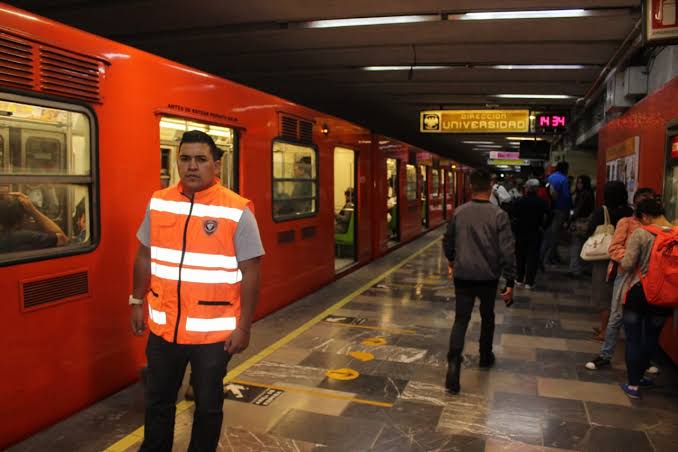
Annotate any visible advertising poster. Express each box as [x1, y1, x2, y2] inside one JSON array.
[[606, 136, 640, 204]]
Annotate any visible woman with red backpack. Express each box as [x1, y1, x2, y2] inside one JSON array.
[[619, 197, 677, 399]]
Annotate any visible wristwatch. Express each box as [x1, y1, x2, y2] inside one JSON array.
[[128, 295, 144, 305]]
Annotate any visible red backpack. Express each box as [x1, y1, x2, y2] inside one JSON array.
[[640, 225, 678, 307]]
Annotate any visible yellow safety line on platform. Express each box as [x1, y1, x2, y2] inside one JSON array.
[[232, 379, 394, 408], [105, 236, 440, 451], [325, 322, 417, 334]]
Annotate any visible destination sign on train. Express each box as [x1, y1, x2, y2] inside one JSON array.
[[420, 110, 530, 134]]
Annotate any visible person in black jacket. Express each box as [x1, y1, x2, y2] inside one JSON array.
[[512, 179, 550, 289], [568, 175, 595, 277], [588, 181, 633, 340]]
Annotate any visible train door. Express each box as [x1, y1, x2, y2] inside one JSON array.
[[663, 121, 678, 221], [420, 165, 428, 230], [386, 158, 399, 247], [159, 117, 237, 190], [334, 147, 356, 271]]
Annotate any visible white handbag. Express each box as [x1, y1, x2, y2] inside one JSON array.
[[580, 205, 615, 261]]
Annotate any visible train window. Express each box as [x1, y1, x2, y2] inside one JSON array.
[[405, 164, 417, 201], [432, 169, 440, 197], [272, 140, 317, 220], [159, 117, 236, 189], [0, 96, 95, 265]]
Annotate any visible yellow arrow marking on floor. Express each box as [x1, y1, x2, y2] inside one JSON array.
[[361, 336, 387, 346], [326, 368, 360, 381], [349, 351, 374, 362]]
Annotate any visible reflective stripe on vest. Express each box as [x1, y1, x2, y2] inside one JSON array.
[[151, 262, 242, 284], [185, 316, 237, 332], [148, 304, 167, 325], [150, 198, 244, 222], [151, 246, 238, 269]]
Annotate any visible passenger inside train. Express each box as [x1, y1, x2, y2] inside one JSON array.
[[334, 187, 354, 234], [0, 192, 68, 252]]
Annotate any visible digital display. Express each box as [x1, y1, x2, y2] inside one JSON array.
[[535, 113, 568, 132]]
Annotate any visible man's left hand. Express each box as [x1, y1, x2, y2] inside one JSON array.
[[225, 328, 250, 354]]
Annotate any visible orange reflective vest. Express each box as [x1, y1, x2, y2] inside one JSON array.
[[146, 181, 252, 344]]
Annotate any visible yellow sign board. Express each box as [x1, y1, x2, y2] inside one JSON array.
[[606, 136, 639, 161], [326, 368, 360, 381], [487, 159, 530, 166], [421, 110, 530, 133]]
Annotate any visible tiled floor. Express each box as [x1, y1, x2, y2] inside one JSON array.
[[11, 229, 678, 451]]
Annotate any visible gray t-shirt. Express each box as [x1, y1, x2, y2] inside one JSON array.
[[136, 205, 264, 262]]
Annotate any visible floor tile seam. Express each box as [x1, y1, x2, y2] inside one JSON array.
[[104, 235, 442, 451]]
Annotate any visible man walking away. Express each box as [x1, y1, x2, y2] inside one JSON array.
[[541, 161, 571, 266], [443, 168, 516, 394], [513, 179, 550, 289]]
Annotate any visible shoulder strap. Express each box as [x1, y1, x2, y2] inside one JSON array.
[[603, 205, 610, 226]]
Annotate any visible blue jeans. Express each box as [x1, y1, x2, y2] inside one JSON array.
[[541, 209, 567, 264], [623, 285, 668, 386], [600, 271, 625, 359]]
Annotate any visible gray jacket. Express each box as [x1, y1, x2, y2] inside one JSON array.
[[443, 200, 516, 286]]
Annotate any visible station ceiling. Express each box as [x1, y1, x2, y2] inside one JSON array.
[[7, 0, 642, 166]]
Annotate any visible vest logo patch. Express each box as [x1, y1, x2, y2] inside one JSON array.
[[204, 219, 218, 235]]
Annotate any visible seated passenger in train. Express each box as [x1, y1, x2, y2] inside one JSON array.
[[72, 198, 88, 243], [335, 187, 354, 234], [0, 192, 68, 252]]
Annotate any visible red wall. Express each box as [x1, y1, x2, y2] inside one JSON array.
[[598, 75, 678, 363]]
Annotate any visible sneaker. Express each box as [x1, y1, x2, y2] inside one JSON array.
[[479, 352, 496, 368], [638, 377, 655, 388], [620, 383, 640, 399], [524, 284, 535, 290], [646, 365, 660, 375], [585, 356, 611, 370]]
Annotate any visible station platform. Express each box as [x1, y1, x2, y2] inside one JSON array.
[[11, 229, 678, 452]]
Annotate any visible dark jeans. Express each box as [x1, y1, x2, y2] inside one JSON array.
[[448, 283, 498, 361], [516, 234, 541, 285], [540, 209, 567, 264], [141, 333, 231, 452], [623, 284, 668, 386]]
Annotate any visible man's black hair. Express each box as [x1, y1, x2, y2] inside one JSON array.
[[0, 197, 25, 229], [555, 161, 569, 175], [635, 197, 664, 219], [470, 168, 492, 192], [633, 187, 654, 203], [179, 130, 223, 161]]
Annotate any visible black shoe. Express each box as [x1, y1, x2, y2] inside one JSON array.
[[479, 352, 496, 368], [445, 356, 462, 394], [585, 355, 611, 370]]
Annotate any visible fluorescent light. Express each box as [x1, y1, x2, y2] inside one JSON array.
[[207, 128, 232, 138], [475, 145, 503, 148], [160, 120, 186, 131], [507, 141, 521, 145], [303, 14, 438, 29], [493, 94, 576, 99], [492, 64, 587, 70], [506, 136, 545, 141], [460, 9, 589, 21], [362, 65, 450, 71], [462, 140, 495, 144]]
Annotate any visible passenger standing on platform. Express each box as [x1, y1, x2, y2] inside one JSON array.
[[512, 179, 549, 290], [129, 130, 264, 452], [490, 175, 512, 209], [541, 161, 571, 266], [618, 197, 674, 399], [568, 175, 595, 278], [588, 181, 632, 341], [443, 168, 516, 394], [585, 188, 656, 370]]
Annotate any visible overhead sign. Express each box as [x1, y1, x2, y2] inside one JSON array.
[[489, 151, 520, 159], [487, 159, 530, 166], [535, 113, 568, 132], [420, 110, 530, 133], [646, 0, 678, 43]]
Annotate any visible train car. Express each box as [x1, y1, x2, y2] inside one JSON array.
[[0, 4, 462, 447], [597, 76, 678, 365]]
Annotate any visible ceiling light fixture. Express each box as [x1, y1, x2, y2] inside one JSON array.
[[493, 94, 576, 99], [303, 14, 439, 29], [362, 65, 450, 71], [462, 140, 496, 144], [474, 144, 503, 148], [492, 65, 587, 70], [460, 9, 589, 21], [505, 136, 545, 141]]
